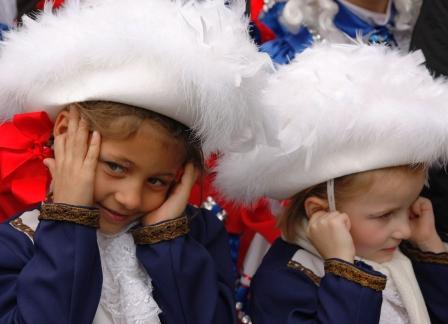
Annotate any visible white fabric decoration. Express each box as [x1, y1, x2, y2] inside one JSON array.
[[0, 0, 276, 155], [94, 229, 161, 324], [216, 43, 448, 202]]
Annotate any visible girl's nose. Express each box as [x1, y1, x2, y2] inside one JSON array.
[[391, 216, 411, 240], [114, 182, 143, 212]]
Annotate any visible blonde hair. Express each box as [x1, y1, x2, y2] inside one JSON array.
[[278, 165, 425, 242], [66, 101, 204, 171]]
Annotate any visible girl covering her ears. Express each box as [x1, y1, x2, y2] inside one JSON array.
[[215, 43, 448, 324], [0, 0, 274, 323]]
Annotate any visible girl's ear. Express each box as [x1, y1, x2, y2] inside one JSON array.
[[304, 196, 329, 219], [53, 109, 70, 136]]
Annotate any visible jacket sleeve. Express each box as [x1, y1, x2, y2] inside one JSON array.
[[0, 207, 102, 324], [401, 242, 448, 324], [251, 258, 385, 324], [135, 206, 236, 324]]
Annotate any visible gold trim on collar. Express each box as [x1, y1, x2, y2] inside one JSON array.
[[287, 260, 321, 286], [324, 259, 386, 291]]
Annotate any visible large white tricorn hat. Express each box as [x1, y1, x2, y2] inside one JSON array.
[[0, 0, 276, 154], [216, 42, 448, 202]]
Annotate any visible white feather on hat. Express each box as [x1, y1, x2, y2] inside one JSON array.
[[0, 0, 275, 154], [215, 42, 448, 202]]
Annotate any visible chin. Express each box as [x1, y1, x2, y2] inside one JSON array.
[[98, 217, 126, 234]]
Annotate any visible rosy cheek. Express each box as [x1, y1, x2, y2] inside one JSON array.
[[143, 192, 168, 212]]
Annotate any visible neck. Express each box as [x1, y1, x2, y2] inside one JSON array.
[[344, 0, 390, 13]]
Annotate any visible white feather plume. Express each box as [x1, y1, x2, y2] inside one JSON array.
[[0, 0, 276, 154], [216, 42, 448, 203]]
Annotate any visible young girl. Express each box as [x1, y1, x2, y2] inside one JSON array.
[[216, 43, 448, 323], [0, 0, 274, 323]]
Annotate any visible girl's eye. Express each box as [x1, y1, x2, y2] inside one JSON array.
[[105, 161, 125, 174], [147, 177, 167, 187], [375, 213, 392, 220]]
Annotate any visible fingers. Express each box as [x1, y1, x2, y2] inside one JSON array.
[[309, 211, 349, 227], [49, 106, 99, 206], [73, 116, 90, 160], [411, 197, 433, 218], [43, 158, 56, 178], [180, 162, 199, 187], [84, 131, 101, 170], [66, 107, 80, 159], [142, 163, 199, 225], [53, 132, 66, 166]]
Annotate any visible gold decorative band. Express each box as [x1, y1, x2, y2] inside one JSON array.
[[401, 242, 448, 265], [10, 217, 35, 239], [131, 216, 189, 245], [39, 203, 99, 228], [324, 259, 386, 292], [287, 260, 321, 286]]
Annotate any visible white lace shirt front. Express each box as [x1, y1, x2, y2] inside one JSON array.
[[93, 227, 162, 324]]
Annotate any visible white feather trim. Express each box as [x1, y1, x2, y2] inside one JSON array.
[[215, 42, 448, 202], [0, 0, 276, 154]]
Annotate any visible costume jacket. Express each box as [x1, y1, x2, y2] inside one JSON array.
[[250, 238, 448, 324], [0, 204, 236, 324]]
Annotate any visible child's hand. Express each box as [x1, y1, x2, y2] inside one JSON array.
[[141, 162, 199, 226], [409, 197, 446, 253], [307, 211, 356, 263], [43, 107, 101, 206]]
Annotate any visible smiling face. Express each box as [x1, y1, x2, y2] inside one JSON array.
[[337, 168, 426, 263], [94, 119, 186, 234]]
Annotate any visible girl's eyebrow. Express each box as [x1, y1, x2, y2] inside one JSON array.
[[151, 172, 176, 178], [100, 154, 133, 167], [369, 208, 398, 217]]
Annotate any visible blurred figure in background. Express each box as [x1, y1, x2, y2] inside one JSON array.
[[411, 0, 448, 238], [255, 0, 422, 64]]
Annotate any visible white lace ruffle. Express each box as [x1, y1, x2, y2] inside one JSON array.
[[381, 276, 410, 324], [96, 229, 161, 324]]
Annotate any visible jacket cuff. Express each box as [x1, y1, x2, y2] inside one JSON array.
[[401, 241, 448, 265], [131, 215, 189, 245], [324, 258, 387, 292], [38, 203, 99, 228]]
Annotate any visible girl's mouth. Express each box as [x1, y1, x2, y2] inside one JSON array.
[[381, 247, 397, 253], [98, 204, 132, 224]]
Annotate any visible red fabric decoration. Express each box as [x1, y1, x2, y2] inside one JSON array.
[[36, 0, 65, 10], [189, 155, 281, 268], [250, 0, 276, 43], [0, 112, 54, 221]]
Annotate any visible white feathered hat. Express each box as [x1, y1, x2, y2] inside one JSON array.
[[0, 0, 275, 154], [216, 42, 448, 202]]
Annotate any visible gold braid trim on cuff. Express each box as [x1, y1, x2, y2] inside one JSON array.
[[131, 215, 189, 245], [401, 242, 448, 265], [39, 203, 99, 228], [287, 260, 321, 286], [324, 259, 386, 292], [10, 218, 35, 239]]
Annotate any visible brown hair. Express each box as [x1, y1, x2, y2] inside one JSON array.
[[67, 101, 204, 171], [278, 165, 426, 242]]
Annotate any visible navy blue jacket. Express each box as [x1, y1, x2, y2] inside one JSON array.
[[0, 205, 236, 324], [251, 238, 448, 324]]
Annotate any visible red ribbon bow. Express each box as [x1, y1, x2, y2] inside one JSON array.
[[36, 0, 65, 10], [0, 112, 54, 220]]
